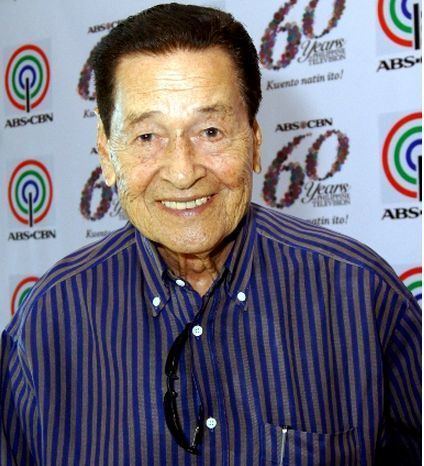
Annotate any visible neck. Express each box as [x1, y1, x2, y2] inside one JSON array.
[[157, 238, 234, 297]]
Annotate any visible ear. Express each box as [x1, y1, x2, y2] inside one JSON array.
[[252, 119, 262, 174], [97, 116, 116, 187]]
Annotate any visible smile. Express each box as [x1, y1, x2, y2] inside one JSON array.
[[160, 196, 211, 210]]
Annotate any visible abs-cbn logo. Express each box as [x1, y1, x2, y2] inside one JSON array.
[[3, 42, 53, 127], [378, 0, 421, 50], [11, 276, 38, 316], [376, 1, 422, 71], [399, 266, 422, 306], [380, 112, 422, 221], [87, 19, 121, 34], [260, 0, 346, 70], [381, 112, 422, 200], [7, 159, 57, 240], [275, 117, 333, 132]]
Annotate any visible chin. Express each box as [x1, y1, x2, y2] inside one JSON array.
[[159, 234, 222, 255]]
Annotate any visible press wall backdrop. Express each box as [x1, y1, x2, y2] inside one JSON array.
[[0, 0, 422, 330]]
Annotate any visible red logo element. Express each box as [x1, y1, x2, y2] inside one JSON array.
[[11, 276, 38, 315]]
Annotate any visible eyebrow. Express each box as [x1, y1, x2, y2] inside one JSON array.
[[197, 104, 234, 116], [124, 103, 234, 128], [125, 110, 160, 128]]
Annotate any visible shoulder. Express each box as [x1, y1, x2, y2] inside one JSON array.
[[251, 203, 410, 301], [5, 222, 136, 340]]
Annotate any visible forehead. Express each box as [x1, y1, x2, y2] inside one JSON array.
[[112, 47, 244, 114]]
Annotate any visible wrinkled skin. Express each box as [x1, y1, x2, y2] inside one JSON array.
[[98, 48, 262, 295]]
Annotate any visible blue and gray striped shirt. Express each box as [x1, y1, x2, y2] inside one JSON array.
[[1, 203, 421, 465]]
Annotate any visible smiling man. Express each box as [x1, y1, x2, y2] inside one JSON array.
[[0, 4, 421, 466], [98, 47, 261, 296]]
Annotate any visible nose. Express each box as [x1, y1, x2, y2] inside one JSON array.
[[161, 135, 206, 189]]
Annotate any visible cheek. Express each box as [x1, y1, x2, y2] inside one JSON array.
[[117, 158, 158, 195], [210, 152, 253, 190]]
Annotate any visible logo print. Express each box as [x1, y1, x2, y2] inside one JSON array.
[[263, 130, 349, 208], [80, 166, 114, 220], [8, 160, 53, 226], [260, 0, 346, 69], [5, 44, 51, 112], [78, 47, 96, 102], [382, 112, 422, 199], [399, 266, 422, 304], [11, 276, 38, 315], [378, 0, 421, 49]]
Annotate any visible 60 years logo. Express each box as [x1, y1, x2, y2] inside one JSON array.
[[378, 0, 421, 49], [8, 159, 53, 226], [260, 0, 346, 69], [80, 166, 114, 220], [78, 18, 121, 108], [263, 129, 349, 208], [11, 276, 38, 316], [79, 149, 125, 236], [5, 44, 50, 112], [382, 112, 422, 200], [80, 161, 125, 240], [78, 48, 96, 103]]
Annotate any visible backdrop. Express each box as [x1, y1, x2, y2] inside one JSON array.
[[0, 0, 421, 330]]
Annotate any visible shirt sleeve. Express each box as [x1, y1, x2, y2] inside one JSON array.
[[377, 298, 422, 465], [0, 329, 39, 466]]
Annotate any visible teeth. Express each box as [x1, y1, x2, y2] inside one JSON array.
[[161, 196, 210, 210]]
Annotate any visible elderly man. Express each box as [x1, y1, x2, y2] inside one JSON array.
[[0, 4, 421, 466]]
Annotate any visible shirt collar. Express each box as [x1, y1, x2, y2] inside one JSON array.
[[223, 204, 256, 309], [135, 231, 170, 317], [134, 203, 257, 316]]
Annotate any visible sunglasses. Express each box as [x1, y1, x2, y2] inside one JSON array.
[[164, 323, 204, 455]]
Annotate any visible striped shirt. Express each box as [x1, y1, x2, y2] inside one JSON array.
[[1, 203, 421, 466]]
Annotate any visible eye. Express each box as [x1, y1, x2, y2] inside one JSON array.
[[202, 127, 222, 139], [137, 133, 154, 142]]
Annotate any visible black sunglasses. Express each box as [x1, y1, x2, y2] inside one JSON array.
[[164, 323, 204, 455]]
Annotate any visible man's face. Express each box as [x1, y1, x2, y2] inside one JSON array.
[[98, 47, 261, 255]]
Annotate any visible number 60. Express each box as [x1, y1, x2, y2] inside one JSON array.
[[262, 129, 349, 208], [260, 0, 346, 69]]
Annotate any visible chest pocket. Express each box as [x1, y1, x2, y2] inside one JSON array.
[[261, 423, 359, 465]]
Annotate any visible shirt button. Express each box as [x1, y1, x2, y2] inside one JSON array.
[[206, 417, 217, 429], [192, 325, 203, 337], [175, 279, 185, 287], [237, 291, 246, 302], [152, 296, 161, 307]]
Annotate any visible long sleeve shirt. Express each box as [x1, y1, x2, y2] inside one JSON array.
[[0, 203, 421, 465]]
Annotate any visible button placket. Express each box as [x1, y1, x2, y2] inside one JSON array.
[[205, 298, 229, 462], [187, 292, 229, 460]]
